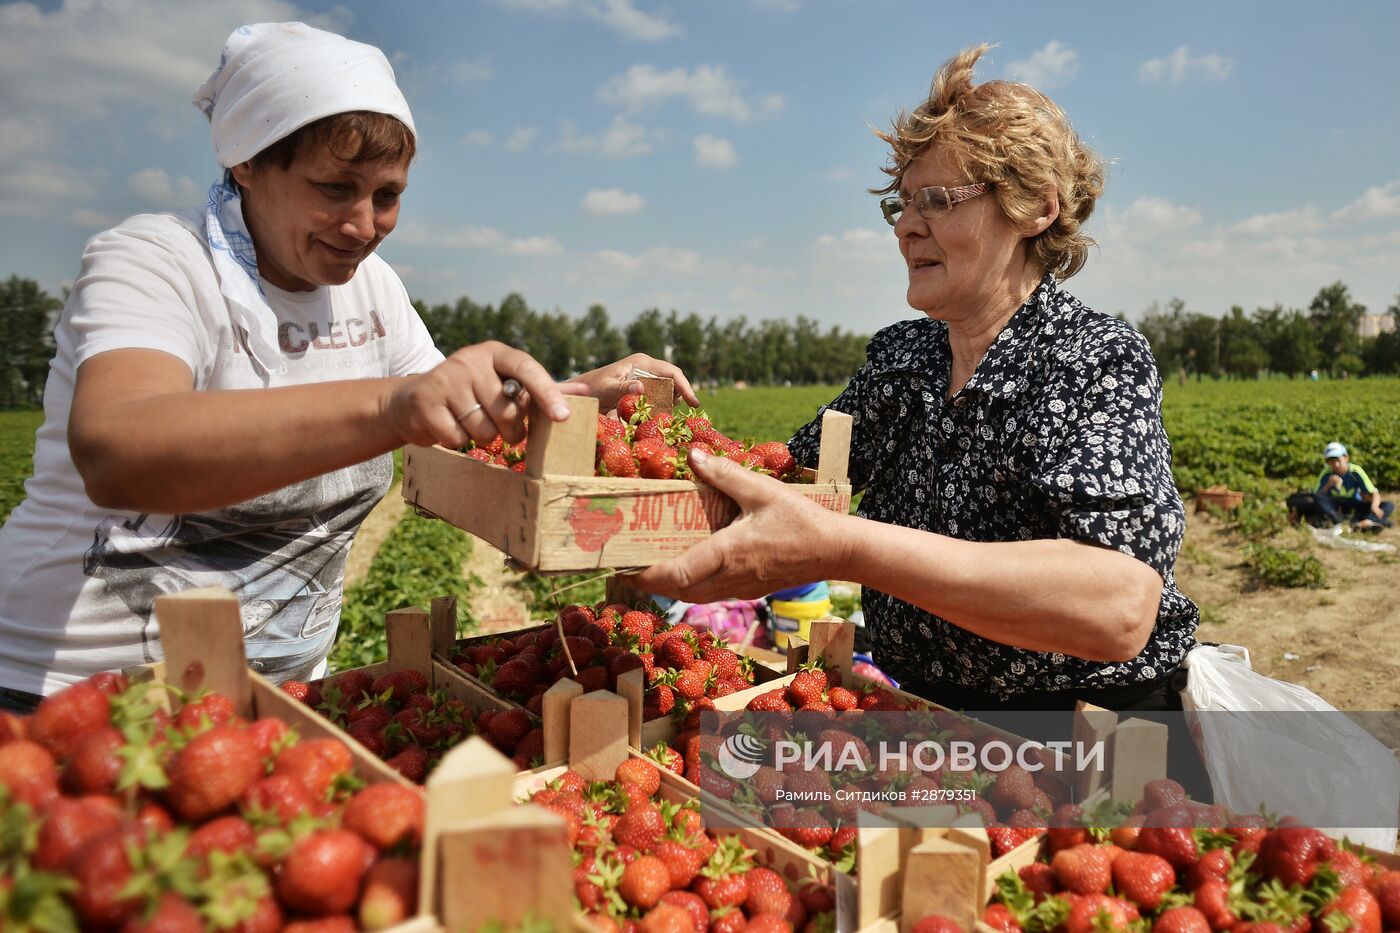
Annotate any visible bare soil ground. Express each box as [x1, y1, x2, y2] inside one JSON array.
[[1176, 504, 1400, 712], [347, 488, 1400, 711]]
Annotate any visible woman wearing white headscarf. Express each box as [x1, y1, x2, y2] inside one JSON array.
[[0, 23, 694, 703]]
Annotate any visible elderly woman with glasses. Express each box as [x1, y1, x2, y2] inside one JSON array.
[[636, 44, 1199, 717]]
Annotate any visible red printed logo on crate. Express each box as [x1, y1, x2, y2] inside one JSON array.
[[568, 496, 624, 551]]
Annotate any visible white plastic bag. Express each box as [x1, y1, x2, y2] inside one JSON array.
[[1181, 644, 1400, 851]]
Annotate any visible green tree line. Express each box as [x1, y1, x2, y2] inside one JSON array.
[[5, 273, 1399, 408], [1137, 281, 1400, 380]]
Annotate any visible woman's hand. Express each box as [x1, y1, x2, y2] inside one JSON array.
[[566, 354, 701, 413], [385, 341, 587, 449], [629, 448, 850, 602]]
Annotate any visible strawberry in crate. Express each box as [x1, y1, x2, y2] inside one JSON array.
[[0, 672, 425, 931], [460, 393, 806, 482], [981, 777, 1400, 933], [451, 603, 759, 724], [521, 756, 836, 932], [281, 667, 545, 779]]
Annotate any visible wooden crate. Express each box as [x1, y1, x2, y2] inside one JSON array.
[[511, 687, 858, 932], [427, 598, 785, 757], [145, 588, 437, 930], [401, 381, 854, 571]]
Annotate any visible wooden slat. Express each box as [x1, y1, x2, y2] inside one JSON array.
[[526, 395, 599, 480], [429, 596, 458, 659], [153, 588, 253, 718], [421, 737, 518, 915], [901, 836, 984, 933], [568, 690, 629, 781], [403, 444, 544, 567], [1111, 717, 1168, 804], [808, 617, 854, 684], [438, 806, 575, 932], [1072, 701, 1117, 800], [542, 678, 584, 765], [386, 608, 433, 676], [817, 409, 853, 485]]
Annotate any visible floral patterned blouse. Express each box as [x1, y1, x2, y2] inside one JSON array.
[[788, 274, 1199, 700]]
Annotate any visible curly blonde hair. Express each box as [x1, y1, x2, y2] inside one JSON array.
[[874, 44, 1104, 279]]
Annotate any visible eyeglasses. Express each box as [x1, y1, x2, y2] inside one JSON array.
[[880, 182, 991, 226]]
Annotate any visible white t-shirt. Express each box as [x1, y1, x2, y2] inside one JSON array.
[[0, 211, 445, 693]]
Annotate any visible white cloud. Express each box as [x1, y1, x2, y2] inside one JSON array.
[[0, 0, 318, 120], [1102, 196, 1203, 240], [581, 188, 646, 215], [502, 127, 538, 153], [560, 115, 662, 158], [0, 163, 100, 217], [396, 221, 559, 256], [449, 56, 494, 85], [1139, 47, 1234, 84], [1331, 181, 1400, 221], [1230, 207, 1324, 237], [816, 228, 883, 247], [128, 167, 203, 208], [693, 134, 738, 170], [1007, 40, 1079, 88], [70, 207, 121, 229], [592, 246, 701, 276], [462, 129, 495, 148], [599, 64, 781, 121], [503, 236, 563, 256], [488, 0, 680, 40]]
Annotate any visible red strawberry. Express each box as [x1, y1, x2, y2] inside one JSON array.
[[984, 904, 1023, 933], [1187, 848, 1233, 889], [187, 815, 256, 861], [778, 808, 834, 849], [29, 682, 110, 759], [342, 783, 425, 850], [176, 692, 238, 733], [1153, 907, 1211, 933], [122, 891, 204, 933], [277, 829, 376, 915], [1193, 879, 1239, 931], [598, 439, 639, 477], [386, 745, 431, 783], [69, 828, 143, 929], [614, 804, 668, 852], [746, 865, 796, 918], [34, 795, 124, 871], [619, 855, 671, 909], [597, 414, 628, 443], [639, 904, 693, 933], [785, 670, 826, 708], [749, 441, 797, 478], [827, 687, 858, 711], [1052, 843, 1113, 895], [640, 451, 680, 480], [240, 774, 314, 825], [616, 758, 662, 797], [1065, 894, 1134, 933], [1142, 778, 1189, 811], [988, 765, 1039, 813], [274, 738, 355, 799], [1257, 827, 1335, 887], [63, 726, 126, 796], [1373, 872, 1400, 929], [911, 917, 965, 933], [618, 393, 647, 422], [166, 724, 263, 821], [358, 857, 419, 931], [1112, 851, 1176, 910], [1319, 885, 1382, 933], [1136, 823, 1199, 872]]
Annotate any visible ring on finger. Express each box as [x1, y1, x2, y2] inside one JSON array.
[[502, 378, 522, 399], [456, 402, 484, 424]]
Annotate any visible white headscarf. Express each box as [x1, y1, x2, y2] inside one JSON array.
[[191, 22, 416, 378]]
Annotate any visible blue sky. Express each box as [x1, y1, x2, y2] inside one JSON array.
[[3, 0, 1398, 337]]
